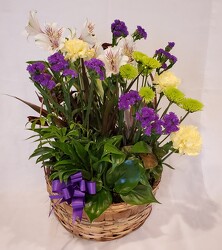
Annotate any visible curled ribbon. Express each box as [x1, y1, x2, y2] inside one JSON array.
[[49, 172, 96, 221]]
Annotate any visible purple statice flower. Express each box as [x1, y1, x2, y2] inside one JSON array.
[[162, 112, 179, 134], [84, 58, 105, 80], [132, 25, 147, 40], [27, 62, 56, 90], [33, 73, 56, 90], [151, 119, 163, 135], [27, 62, 45, 75], [118, 90, 142, 110], [48, 52, 68, 72], [136, 107, 162, 136], [111, 19, 128, 38], [155, 48, 165, 56], [168, 42, 175, 48], [165, 42, 175, 52], [169, 54, 177, 64], [63, 69, 78, 78], [161, 63, 167, 69], [154, 49, 177, 65]]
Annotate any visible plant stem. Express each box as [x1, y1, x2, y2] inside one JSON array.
[[160, 101, 172, 118], [161, 149, 176, 162], [84, 77, 94, 132], [180, 111, 190, 123]]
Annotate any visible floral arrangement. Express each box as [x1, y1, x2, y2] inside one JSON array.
[[23, 11, 203, 222]]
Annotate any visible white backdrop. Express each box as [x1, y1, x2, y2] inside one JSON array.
[[0, 0, 221, 249]]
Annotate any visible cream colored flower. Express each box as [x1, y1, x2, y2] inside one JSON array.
[[25, 11, 65, 52], [25, 10, 43, 36], [118, 36, 135, 62], [79, 20, 96, 45], [35, 23, 65, 52], [62, 38, 95, 62], [153, 71, 181, 93], [171, 125, 202, 156], [98, 47, 128, 77]]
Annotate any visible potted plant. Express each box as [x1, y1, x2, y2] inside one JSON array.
[[21, 11, 203, 241]]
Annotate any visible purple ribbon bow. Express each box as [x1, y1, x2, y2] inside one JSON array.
[[49, 172, 96, 221]]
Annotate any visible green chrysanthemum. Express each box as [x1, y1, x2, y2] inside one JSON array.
[[132, 51, 148, 63], [181, 98, 204, 112], [139, 87, 155, 103], [120, 64, 138, 79], [133, 51, 161, 69], [163, 87, 185, 105], [143, 57, 161, 69]]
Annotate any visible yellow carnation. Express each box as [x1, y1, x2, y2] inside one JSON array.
[[153, 71, 181, 93], [62, 38, 94, 62], [171, 125, 202, 156]]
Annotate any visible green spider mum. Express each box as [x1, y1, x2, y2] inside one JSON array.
[[163, 87, 185, 105], [120, 64, 138, 79], [181, 98, 204, 112], [133, 51, 161, 69], [139, 87, 155, 103]]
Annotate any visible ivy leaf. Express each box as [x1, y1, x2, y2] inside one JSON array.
[[106, 158, 144, 193], [103, 143, 124, 156], [120, 184, 159, 205], [130, 141, 152, 154], [84, 188, 112, 222]]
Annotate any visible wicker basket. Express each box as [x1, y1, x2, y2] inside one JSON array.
[[46, 176, 159, 241]]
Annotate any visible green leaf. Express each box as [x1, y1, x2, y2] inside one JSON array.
[[130, 141, 152, 154], [106, 158, 144, 193], [29, 147, 54, 159], [54, 159, 75, 167], [103, 143, 124, 156], [120, 184, 158, 205], [72, 140, 88, 165], [84, 188, 112, 222], [154, 142, 173, 158]]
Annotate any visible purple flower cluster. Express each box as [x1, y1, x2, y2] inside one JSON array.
[[27, 62, 56, 90], [167, 42, 175, 49], [63, 69, 78, 78], [27, 52, 78, 90], [133, 25, 147, 40], [118, 90, 142, 110], [48, 52, 78, 78], [136, 108, 179, 136], [84, 58, 105, 80], [155, 48, 177, 64], [136, 107, 161, 136], [111, 19, 129, 38], [48, 52, 68, 72], [162, 112, 179, 134]]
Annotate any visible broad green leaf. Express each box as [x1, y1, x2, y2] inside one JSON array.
[[120, 184, 158, 205], [103, 143, 124, 156], [85, 188, 112, 222], [130, 141, 152, 154], [111, 153, 126, 168], [114, 159, 144, 194], [106, 158, 144, 193]]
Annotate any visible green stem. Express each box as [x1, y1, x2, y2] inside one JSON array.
[[160, 101, 172, 118], [180, 111, 190, 123], [161, 149, 176, 162], [84, 77, 95, 132], [126, 70, 143, 92], [158, 134, 170, 145]]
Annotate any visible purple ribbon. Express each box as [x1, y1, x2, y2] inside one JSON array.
[[49, 172, 96, 221]]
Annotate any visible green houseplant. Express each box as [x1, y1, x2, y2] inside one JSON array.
[[21, 11, 203, 239]]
